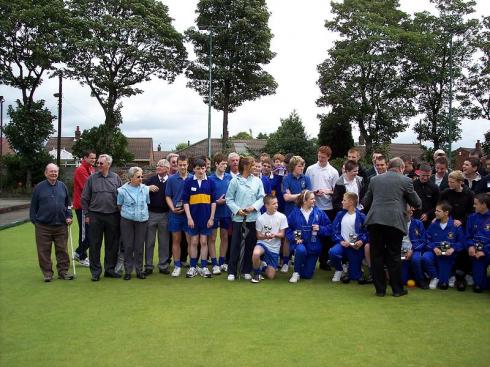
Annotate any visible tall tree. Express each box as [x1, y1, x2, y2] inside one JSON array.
[[0, 0, 67, 110], [3, 100, 55, 188], [64, 0, 187, 150], [263, 111, 316, 166], [317, 109, 354, 159], [317, 0, 414, 155], [459, 15, 489, 121], [408, 0, 478, 150], [186, 0, 277, 151]]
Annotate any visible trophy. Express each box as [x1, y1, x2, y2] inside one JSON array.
[[175, 200, 183, 209], [475, 241, 484, 252], [294, 230, 302, 241], [263, 225, 272, 238], [348, 233, 358, 247], [439, 241, 452, 255]]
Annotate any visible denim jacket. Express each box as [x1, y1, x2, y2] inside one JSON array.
[[117, 183, 150, 222]]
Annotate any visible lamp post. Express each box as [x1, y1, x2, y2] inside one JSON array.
[[53, 73, 62, 167], [207, 30, 213, 158], [0, 95, 4, 161], [447, 35, 454, 169]]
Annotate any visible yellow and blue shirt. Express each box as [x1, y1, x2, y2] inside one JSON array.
[[182, 175, 216, 228]]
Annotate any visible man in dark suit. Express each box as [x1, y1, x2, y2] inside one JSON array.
[[363, 157, 422, 297]]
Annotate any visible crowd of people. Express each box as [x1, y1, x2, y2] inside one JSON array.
[[29, 145, 490, 297]]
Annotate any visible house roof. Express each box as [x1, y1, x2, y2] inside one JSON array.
[[357, 143, 425, 159], [1, 138, 16, 155], [176, 138, 267, 157], [152, 150, 172, 164]]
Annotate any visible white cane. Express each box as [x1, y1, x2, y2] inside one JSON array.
[[68, 225, 77, 277]]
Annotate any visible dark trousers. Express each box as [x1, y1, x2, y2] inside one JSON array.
[[75, 209, 90, 260], [228, 221, 256, 276], [121, 217, 147, 274], [34, 223, 69, 277], [319, 209, 336, 267], [89, 211, 120, 277], [368, 224, 404, 294]]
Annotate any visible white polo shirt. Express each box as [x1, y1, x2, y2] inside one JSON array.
[[305, 162, 339, 211]]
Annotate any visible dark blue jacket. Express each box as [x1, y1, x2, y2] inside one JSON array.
[[426, 218, 464, 252], [407, 218, 427, 252], [30, 180, 72, 225], [286, 206, 332, 254], [144, 175, 169, 213], [331, 209, 368, 244], [465, 210, 490, 255]]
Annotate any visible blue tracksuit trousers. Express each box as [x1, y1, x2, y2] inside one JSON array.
[[328, 243, 364, 280], [294, 244, 319, 279], [422, 251, 455, 283]]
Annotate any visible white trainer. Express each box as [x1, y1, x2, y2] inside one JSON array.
[[332, 270, 343, 282], [186, 267, 198, 278], [171, 267, 181, 277], [242, 273, 252, 280], [220, 264, 228, 272], [201, 267, 212, 278], [280, 264, 289, 273], [429, 277, 439, 290], [78, 258, 90, 267], [212, 265, 221, 275], [227, 274, 235, 281], [448, 276, 456, 288], [289, 272, 300, 283], [465, 274, 474, 286]]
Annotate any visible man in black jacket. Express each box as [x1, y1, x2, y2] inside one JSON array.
[[413, 162, 440, 228]]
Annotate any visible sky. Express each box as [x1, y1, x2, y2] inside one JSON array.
[[0, 0, 488, 153]]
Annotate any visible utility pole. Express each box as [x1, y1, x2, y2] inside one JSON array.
[[53, 73, 63, 167], [447, 35, 453, 169]]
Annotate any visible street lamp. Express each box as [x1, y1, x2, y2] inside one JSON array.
[[447, 34, 454, 169], [53, 72, 62, 167]]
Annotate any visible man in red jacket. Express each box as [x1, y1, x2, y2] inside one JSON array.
[[72, 150, 96, 266]]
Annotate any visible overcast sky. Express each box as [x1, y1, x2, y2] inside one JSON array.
[[0, 0, 488, 152]]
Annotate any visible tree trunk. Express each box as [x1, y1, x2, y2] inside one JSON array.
[[221, 82, 231, 152], [26, 169, 32, 192]]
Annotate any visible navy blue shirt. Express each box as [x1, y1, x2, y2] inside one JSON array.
[[282, 173, 312, 216], [144, 174, 169, 213], [30, 180, 72, 225]]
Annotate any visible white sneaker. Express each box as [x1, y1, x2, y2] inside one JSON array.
[[242, 273, 252, 280], [220, 264, 228, 272], [448, 276, 456, 288], [186, 267, 198, 278], [465, 274, 474, 286], [227, 274, 235, 281], [332, 270, 343, 282], [171, 267, 181, 277], [289, 272, 300, 283], [212, 265, 221, 275], [280, 264, 289, 273], [201, 267, 212, 278], [429, 278, 439, 290], [79, 258, 90, 267]]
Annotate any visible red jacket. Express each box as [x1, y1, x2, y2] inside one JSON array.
[[72, 160, 95, 209]]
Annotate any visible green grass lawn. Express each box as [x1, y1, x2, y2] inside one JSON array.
[[1, 222, 489, 367]]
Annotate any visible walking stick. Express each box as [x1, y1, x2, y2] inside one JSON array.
[[68, 225, 77, 276], [237, 215, 248, 279]]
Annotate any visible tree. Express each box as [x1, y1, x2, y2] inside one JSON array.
[[317, 0, 415, 155], [0, 0, 68, 110], [459, 16, 490, 121], [64, 0, 187, 150], [3, 100, 55, 188], [230, 131, 253, 140], [482, 130, 490, 156], [407, 0, 478, 150], [263, 111, 316, 166], [175, 142, 189, 151], [186, 0, 277, 151], [72, 124, 133, 166], [317, 109, 354, 159], [256, 132, 268, 139]]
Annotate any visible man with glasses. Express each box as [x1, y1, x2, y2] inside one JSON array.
[[413, 162, 440, 228], [82, 154, 122, 281]]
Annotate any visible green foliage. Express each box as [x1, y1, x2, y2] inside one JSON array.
[[407, 0, 477, 149], [317, 0, 414, 156], [64, 0, 187, 129], [0, 0, 68, 107], [186, 0, 277, 150], [263, 111, 316, 166], [175, 142, 189, 151], [230, 131, 253, 140], [256, 132, 268, 139], [482, 130, 490, 156], [317, 110, 354, 159], [1, 152, 52, 190], [72, 124, 133, 166]]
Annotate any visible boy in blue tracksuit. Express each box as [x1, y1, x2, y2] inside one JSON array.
[[423, 201, 465, 290], [401, 205, 428, 288], [466, 193, 490, 293], [182, 158, 216, 278], [328, 192, 368, 283], [286, 190, 332, 282]]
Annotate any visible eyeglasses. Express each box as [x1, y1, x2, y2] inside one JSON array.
[[97, 162, 104, 165], [136, 175, 143, 178]]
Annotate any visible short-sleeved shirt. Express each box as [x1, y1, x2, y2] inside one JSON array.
[[208, 172, 232, 219], [282, 173, 312, 216], [182, 175, 215, 228], [165, 172, 192, 208], [305, 162, 339, 211], [256, 211, 288, 253]]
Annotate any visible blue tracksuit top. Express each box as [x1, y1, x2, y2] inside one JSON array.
[[165, 172, 192, 207], [408, 218, 427, 252], [465, 210, 490, 255], [282, 173, 312, 216], [331, 209, 368, 245], [270, 174, 285, 213], [182, 176, 216, 228], [426, 218, 464, 252], [208, 172, 232, 219], [286, 206, 332, 254]]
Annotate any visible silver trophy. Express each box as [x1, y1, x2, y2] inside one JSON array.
[[348, 233, 358, 247], [294, 230, 302, 241], [263, 225, 272, 238], [439, 241, 452, 255], [475, 241, 484, 252], [175, 200, 183, 209], [401, 239, 412, 260]]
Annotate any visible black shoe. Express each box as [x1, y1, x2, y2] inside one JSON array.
[[438, 282, 448, 290], [124, 273, 131, 280], [104, 271, 121, 278], [43, 274, 53, 282], [375, 292, 386, 297], [136, 273, 146, 279], [473, 285, 482, 293], [418, 281, 429, 290], [456, 279, 467, 292], [91, 274, 100, 281], [58, 272, 74, 280], [144, 268, 153, 276], [392, 290, 408, 297], [319, 263, 331, 271], [341, 275, 350, 284], [159, 268, 170, 275], [357, 278, 368, 285]]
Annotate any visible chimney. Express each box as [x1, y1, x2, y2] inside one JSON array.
[[75, 126, 81, 140], [475, 139, 481, 152]]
